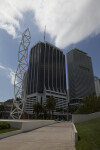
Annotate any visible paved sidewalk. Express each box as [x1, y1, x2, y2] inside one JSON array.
[[0, 122, 75, 150]]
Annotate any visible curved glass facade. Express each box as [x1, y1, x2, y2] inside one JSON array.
[[67, 48, 95, 100]]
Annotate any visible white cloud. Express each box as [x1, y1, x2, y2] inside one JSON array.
[[0, 23, 17, 38], [0, 64, 16, 85], [8, 68, 16, 85], [0, 0, 100, 48], [0, 65, 6, 70]]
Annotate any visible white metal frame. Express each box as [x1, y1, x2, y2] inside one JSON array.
[[10, 28, 31, 119]]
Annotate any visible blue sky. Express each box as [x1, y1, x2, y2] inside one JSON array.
[[0, 0, 100, 102]]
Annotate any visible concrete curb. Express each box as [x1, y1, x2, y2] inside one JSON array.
[[0, 130, 22, 140], [0, 120, 56, 139], [72, 123, 78, 142]]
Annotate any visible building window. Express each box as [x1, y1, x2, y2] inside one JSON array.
[[79, 65, 89, 72]]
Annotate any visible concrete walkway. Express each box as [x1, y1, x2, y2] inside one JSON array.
[[0, 122, 75, 150]]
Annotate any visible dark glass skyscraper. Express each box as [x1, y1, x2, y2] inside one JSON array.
[[25, 41, 67, 114], [67, 48, 95, 100], [26, 42, 66, 94]]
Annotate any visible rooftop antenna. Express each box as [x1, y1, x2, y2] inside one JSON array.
[[44, 25, 46, 42]]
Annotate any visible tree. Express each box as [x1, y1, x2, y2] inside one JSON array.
[[42, 105, 47, 119], [46, 96, 56, 119], [0, 105, 5, 118], [76, 95, 100, 114], [68, 105, 79, 114], [0, 105, 5, 111], [33, 102, 43, 119]]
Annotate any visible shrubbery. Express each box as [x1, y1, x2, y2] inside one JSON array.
[[76, 95, 100, 114], [0, 122, 11, 130]]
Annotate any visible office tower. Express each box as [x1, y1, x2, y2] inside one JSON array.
[[94, 76, 100, 97], [24, 41, 67, 114], [67, 48, 95, 100]]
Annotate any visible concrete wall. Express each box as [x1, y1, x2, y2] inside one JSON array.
[[21, 120, 56, 132], [0, 120, 56, 132], [72, 111, 100, 123], [8, 121, 22, 129]]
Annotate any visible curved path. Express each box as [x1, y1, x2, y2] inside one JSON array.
[[0, 122, 75, 150]]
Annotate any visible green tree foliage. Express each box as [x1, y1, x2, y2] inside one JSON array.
[[33, 102, 43, 119], [0, 105, 5, 112], [77, 95, 100, 114], [0, 105, 5, 118], [42, 105, 47, 119], [69, 105, 79, 114], [46, 96, 56, 119], [33, 96, 56, 120], [0, 122, 11, 129]]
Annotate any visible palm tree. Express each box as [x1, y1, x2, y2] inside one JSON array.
[[33, 102, 43, 119], [46, 96, 56, 119]]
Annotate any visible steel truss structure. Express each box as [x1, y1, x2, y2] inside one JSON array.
[[10, 28, 31, 119]]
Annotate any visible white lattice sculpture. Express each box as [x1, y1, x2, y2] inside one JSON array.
[[10, 28, 31, 119]]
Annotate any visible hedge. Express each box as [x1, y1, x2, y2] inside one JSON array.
[[0, 122, 11, 130]]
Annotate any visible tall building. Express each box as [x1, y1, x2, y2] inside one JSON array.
[[67, 48, 95, 100], [94, 76, 100, 97], [24, 41, 67, 114]]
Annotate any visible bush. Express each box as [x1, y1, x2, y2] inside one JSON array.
[[29, 114, 35, 119], [0, 122, 11, 130], [76, 95, 100, 114]]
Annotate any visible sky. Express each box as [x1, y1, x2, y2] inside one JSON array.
[[0, 0, 100, 102]]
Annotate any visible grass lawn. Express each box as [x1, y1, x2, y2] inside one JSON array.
[[75, 118, 100, 150], [0, 128, 19, 134]]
